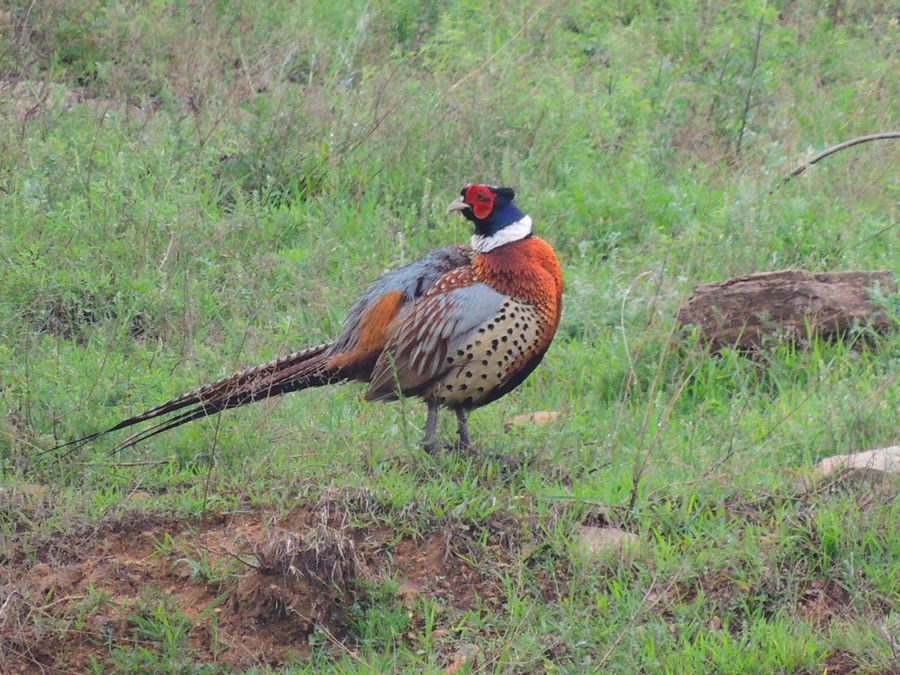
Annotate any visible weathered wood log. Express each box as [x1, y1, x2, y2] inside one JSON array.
[[677, 270, 895, 351]]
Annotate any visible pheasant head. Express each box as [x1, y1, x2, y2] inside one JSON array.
[[447, 184, 532, 253]]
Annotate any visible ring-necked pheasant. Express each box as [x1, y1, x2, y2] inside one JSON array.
[[51, 184, 563, 456]]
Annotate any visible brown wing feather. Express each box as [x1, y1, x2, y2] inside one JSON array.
[[365, 276, 508, 401]]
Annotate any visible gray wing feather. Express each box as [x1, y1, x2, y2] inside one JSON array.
[[331, 246, 471, 354], [437, 284, 507, 348], [366, 283, 506, 400]]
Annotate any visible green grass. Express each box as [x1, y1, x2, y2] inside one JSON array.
[[1, 0, 898, 671]]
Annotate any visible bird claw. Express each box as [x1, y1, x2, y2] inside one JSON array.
[[442, 442, 520, 468], [478, 450, 522, 469]]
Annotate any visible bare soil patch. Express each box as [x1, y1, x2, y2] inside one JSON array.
[[1, 503, 500, 671]]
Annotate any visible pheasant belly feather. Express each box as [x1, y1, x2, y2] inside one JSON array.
[[430, 296, 547, 408]]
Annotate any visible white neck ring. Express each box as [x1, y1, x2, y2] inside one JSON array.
[[470, 215, 532, 253]]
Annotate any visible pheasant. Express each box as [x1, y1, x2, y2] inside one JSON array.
[[51, 184, 563, 456]]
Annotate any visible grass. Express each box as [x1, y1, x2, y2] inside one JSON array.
[[1, 0, 898, 671]]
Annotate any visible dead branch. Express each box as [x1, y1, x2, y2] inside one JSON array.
[[781, 131, 900, 185], [677, 269, 896, 351]]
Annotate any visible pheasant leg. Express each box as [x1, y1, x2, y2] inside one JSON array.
[[422, 401, 440, 454]]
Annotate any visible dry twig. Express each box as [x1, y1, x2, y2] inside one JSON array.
[[780, 131, 900, 186]]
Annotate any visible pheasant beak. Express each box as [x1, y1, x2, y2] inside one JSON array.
[[446, 196, 469, 215]]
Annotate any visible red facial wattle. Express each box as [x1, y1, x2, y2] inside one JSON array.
[[465, 184, 495, 220]]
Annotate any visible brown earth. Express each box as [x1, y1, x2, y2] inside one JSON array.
[[0, 501, 502, 671]]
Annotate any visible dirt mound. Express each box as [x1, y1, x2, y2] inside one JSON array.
[[0, 503, 498, 671]]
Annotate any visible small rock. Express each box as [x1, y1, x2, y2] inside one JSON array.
[[21, 483, 48, 498], [575, 526, 639, 558], [0, 483, 47, 499], [444, 643, 480, 674], [395, 581, 423, 607], [56, 565, 83, 590], [503, 410, 561, 432], [811, 446, 900, 480]]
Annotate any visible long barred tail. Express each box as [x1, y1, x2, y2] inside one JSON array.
[[47, 342, 338, 457]]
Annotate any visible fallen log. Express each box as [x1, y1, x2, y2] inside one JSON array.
[[677, 270, 895, 351]]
